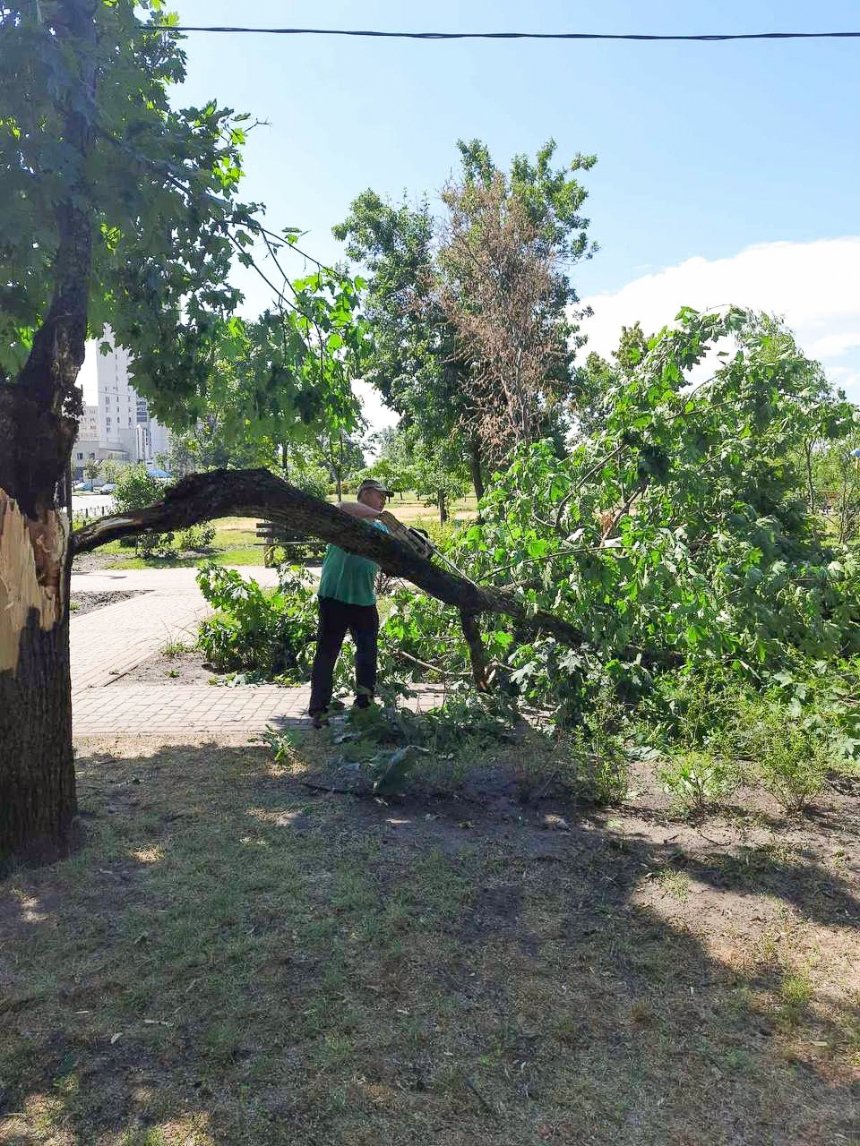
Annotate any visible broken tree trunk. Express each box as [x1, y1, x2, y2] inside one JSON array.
[[73, 467, 595, 650], [0, 0, 96, 863]]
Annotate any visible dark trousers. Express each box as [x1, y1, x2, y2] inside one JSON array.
[[309, 596, 380, 714]]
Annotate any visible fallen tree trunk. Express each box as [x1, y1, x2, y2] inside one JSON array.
[[74, 468, 678, 667], [74, 468, 592, 640]]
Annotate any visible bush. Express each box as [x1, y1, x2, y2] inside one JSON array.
[[177, 524, 216, 551], [547, 726, 629, 805], [658, 750, 736, 816], [113, 465, 165, 513], [196, 563, 317, 681], [416, 518, 462, 552], [135, 531, 176, 559], [742, 704, 833, 813], [111, 466, 175, 556], [293, 468, 330, 502]]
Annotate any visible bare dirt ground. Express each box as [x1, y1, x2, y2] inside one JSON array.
[[70, 590, 147, 617], [120, 648, 220, 686]]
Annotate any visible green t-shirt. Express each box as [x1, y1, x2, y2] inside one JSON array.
[[318, 521, 388, 606]]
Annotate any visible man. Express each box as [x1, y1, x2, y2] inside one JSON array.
[[308, 478, 395, 728]]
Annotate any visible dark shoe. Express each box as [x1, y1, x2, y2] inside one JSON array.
[[310, 710, 329, 729], [352, 696, 372, 711]]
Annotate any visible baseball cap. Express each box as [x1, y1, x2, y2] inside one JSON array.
[[357, 478, 394, 497]]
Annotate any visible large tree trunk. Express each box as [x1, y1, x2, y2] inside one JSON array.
[[0, 0, 96, 864], [0, 494, 75, 862], [0, 397, 79, 865]]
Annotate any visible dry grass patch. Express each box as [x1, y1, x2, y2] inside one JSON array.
[[0, 734, 858, 1144]]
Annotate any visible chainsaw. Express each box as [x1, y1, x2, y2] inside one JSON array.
[[377, 510, 472, 582], [378, 511, 436, 559]]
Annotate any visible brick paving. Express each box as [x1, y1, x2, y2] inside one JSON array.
[[70, 565, 439, 739], [71, 591, 209, 690], [72, 683, 314, 735]]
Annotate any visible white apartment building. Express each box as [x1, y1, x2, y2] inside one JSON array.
[[96, 337, 171, 465], [81, 404, 98, 439], [71, 404, 114, 479]]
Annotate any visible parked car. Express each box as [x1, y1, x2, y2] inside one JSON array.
[[75, 481, 95, 492], [100, 483, 117, 493]]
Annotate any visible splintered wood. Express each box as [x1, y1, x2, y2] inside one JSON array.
[[0, 491, 67, 672]]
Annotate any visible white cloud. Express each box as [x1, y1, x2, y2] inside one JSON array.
[[579, 238, 860, 402], [805, 332, 860, 360]]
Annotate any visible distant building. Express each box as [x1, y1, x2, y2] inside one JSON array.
[[71, 338, 174, 479], [95, 335, 172, 465], [82, 404, 98, 439], [71, 404, 102, 479]]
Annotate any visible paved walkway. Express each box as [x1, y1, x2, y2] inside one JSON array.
[[70, 565, 438, 738]]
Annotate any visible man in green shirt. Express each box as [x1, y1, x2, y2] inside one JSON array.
[[309, 478, 394, 728]]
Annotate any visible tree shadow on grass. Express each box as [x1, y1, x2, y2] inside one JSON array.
[[0, 741, 858, 1145]]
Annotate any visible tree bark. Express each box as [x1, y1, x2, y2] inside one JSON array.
[[0, 454, 76, 864], [459, 609, 489, 691], [0, 493, 75, 863]]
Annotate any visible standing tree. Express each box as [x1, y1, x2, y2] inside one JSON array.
[[437, 140, 596, 464], [335, 139, 596, 490], [0, 0, 368, 861], [332, 192, 487, 492], [315, 430, 366, 500]]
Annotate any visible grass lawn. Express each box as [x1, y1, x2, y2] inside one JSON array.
[[100, 518, 267, 570], [1, 730, 857, 1144]]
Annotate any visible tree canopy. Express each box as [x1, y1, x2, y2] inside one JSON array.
[[334, 138, 597, 493]]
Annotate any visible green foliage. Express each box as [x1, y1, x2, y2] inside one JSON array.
[[802, 431, 860, 543], [315, 429, 366, 498], [196, 563, 317, 681], [112, 465, 165, 514], [135, 531, 175, 560], [1, 2, 367, 468], [737, 701, 833, 813], [289, 457, 330, 502], [111, 465, 173, 554], [375, 425, 469, 523], [658, 751, 736, 816], [637, 667, 755, 756], [296, 691, 522, 795], [548, 725, 630, 805], [336, 139, 595, 490], [177, 524, 216, 551], [1, 0, 253, 387], [368, 309, 860, 770], [98, 458, 124, 484], [457, 137, 597, 265]]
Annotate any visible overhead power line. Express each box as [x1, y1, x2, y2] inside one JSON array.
[[148, 26, 860, 43]]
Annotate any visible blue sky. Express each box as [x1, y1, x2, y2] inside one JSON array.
[[83, 1, 860, 408]]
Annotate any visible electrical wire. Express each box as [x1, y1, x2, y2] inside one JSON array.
[[147, 25, 860, 43]]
